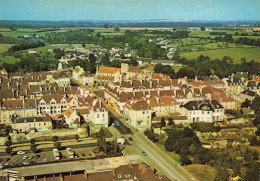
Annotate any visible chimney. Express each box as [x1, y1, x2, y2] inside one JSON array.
[[141, 164, 146, 175], [112, 168, 116, 176], [130, 161, 133, 168]]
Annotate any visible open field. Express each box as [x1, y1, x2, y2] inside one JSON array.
[[0, 44, 15, 53], [180, 47, 260, 63], [0, 55, 20, 64], [184, 164, 217, 181]]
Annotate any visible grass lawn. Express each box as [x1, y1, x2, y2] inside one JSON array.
[[183, 164, 217, 181], [156, 143, 180, 163], [0, 44, 16, 53], [180, 47, 260, 63], [0, 55, 20, 64]]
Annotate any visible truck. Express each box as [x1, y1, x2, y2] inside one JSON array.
[[66, 148, 74, 159], [117, 137, 126, 145], [53, 149, 60, 160]]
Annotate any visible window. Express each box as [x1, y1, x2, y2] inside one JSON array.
[[97, 114, 99, 118], [103, 114, 105, 117], [118, 174, 121, 178], [39, 123, 41, 126], [29, 124, 31, 127], [44, 123, 46, 126], [125, 174, 131, 178]]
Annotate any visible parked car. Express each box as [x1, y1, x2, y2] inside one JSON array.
[[22, 161, 29, 165], [142, 151, 147, 156], [23, 156, 29, 160], [4, 158, 10, 162], [35, 155, 41, 159], [17, 151, 25, 155], [129, 137, 133, 141], [42, 159, 48, 163], [28, 156, 34, 160]]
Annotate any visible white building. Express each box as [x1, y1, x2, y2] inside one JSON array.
[[124, 100, 152, 131], [182, 100, 224, 123]]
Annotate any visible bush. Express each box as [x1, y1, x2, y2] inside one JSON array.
[[30, 138, 36, 145], [52, 136, 58, 142], [54, 142, 61, 150], [30, 144, 38, 153], [4, 140, 12, 147], [5, 147, 12, 155]]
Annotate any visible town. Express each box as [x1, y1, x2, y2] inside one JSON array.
[[0, 1, 260, 180]]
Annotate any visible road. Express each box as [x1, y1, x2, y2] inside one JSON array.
[[106, 104, 196, 181]]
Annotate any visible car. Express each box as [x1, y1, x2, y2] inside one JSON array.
[[22, 161, 29, 165], [129, 137, 133, 141], [23, 156, 29, 160], [35, 155, 41, 159], [28, 156, 34, 160], [4, 158, 10, 162], [17, 151, 25, 155], [142, 151, 147, 156], [42, 159, 48, 163]]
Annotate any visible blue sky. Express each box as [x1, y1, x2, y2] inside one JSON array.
[[0, 0, 259, 21]]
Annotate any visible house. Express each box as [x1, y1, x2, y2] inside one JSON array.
[[52, 71, 70, 87], [124, 100, 152, 131], [72, 66, 85, 81], [78, 72, 94, 87], [182, 100, 224, 123], [0, 99, 37, 125], [64, 107, 80, 128], [4, 162, 170, 181], [11, 115, 52, 132], [0, 68, 8, 78], [96, 66, 122, 85], [28, 49, 37, 54], [240, 90, 258, 102]]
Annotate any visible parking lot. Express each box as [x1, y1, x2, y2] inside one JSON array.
[[0, 147, 94, 169]]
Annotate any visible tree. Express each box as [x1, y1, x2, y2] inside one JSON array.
[[30, 138, 36, 145], [113, 138, 118, 154], [200, 27, 206, 31], [75, 134, 79, 142], [168, 118, 174, 126], [214, 167, 230, 181], [52, 136, 58, 142], [5, 147, 12, 155], [5, 140, 12, 147], [114, 27, 120, 32], [54, 142, 61, 150], [104, 24, 109, 29], [100, 54, 110, 66], [180, 149, 191, 165], [144, 129, 157, 142], [161, 117, 166, 127], [30, 144, 37, 153], [97, 127, 107, 154], [251, 96, 260, 113], [82, 43, 86, 47]]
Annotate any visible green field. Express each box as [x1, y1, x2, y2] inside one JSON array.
[[184, 164, 216, 181], [180, 47, 260, 63], [0, 44, 16, 53], [0, 55, 20, 64]]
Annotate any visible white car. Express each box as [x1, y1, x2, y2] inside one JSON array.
[[23, 155, 29, 160], [17, 151, 25, 155]]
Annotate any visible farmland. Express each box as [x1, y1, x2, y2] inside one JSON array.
[[180, 47, 260, 63]]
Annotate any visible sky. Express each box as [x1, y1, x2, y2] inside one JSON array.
[[0, 0, 259, 21]]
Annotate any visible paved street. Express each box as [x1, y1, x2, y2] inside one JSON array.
[[106, 103, 196, 181]]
